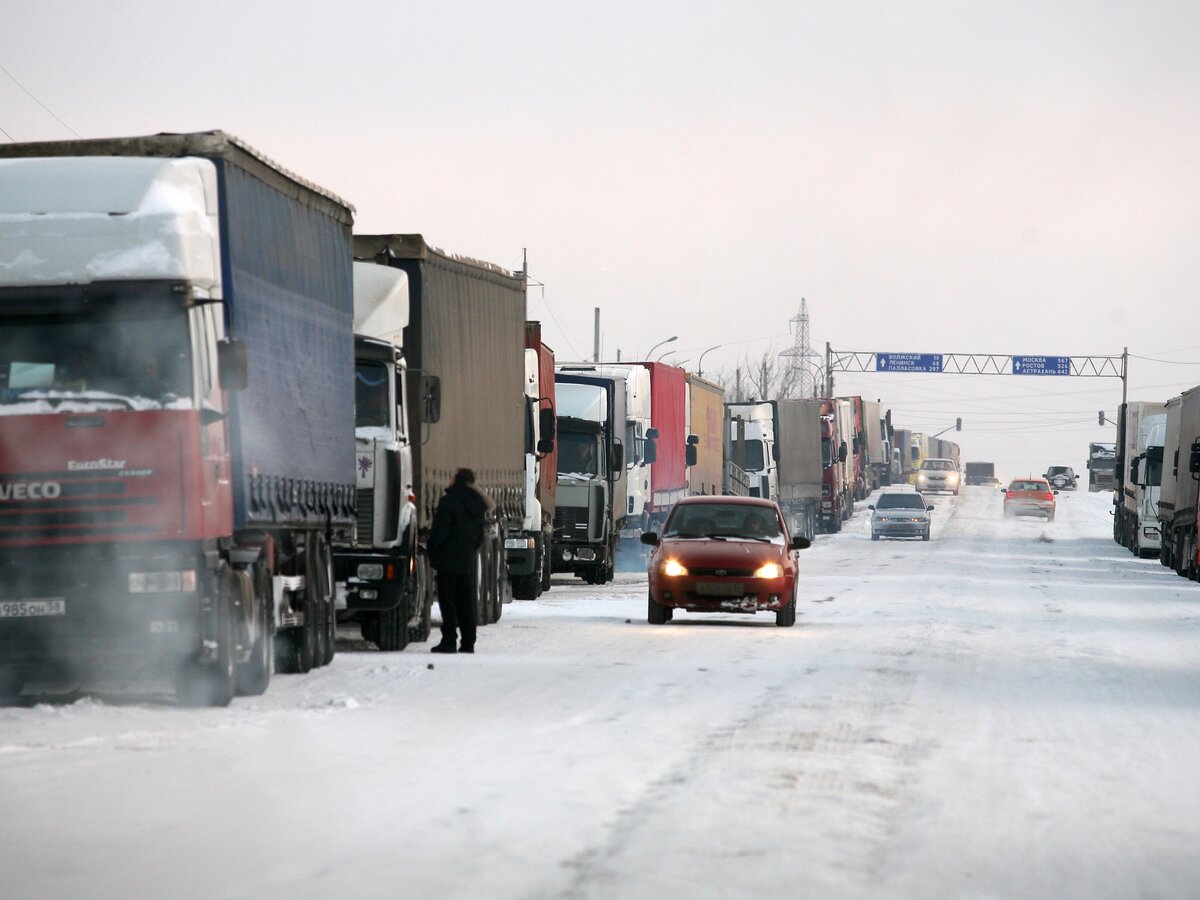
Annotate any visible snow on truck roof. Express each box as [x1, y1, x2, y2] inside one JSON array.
[[0, 130, 355, 224]]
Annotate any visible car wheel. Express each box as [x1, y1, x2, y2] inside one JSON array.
[[1048, 511, 1055, 522], [648, 592, 667, 625], [871, 532, 880, 541], [775, 595, 796, 627]]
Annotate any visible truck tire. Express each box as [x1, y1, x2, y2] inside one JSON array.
[[408, 557, 433, 643], [376, 590, 410, 651], [512, 572, 539, 600], [235, 564, 274, 697], [648, 593, 667, 625], [177, 574, 237, 707]]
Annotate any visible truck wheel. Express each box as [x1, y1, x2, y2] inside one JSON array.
[[235, 565, 274, 697], [408, 558, 433, 643], [512, 572, 539, 600], [376, 590, 410, 652], [177, 575, 237, 707], [540, 538, 553, 592], [648, 593, 667, 625]]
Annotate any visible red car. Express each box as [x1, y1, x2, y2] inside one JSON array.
[[641, 496, 811, 627], [1003, 477, 1058, 520]]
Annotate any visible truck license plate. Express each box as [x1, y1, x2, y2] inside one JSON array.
[[0, 598, 66, 618], [695, 582, 745, 597]]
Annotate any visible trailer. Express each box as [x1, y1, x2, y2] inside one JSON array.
[[686, 374, 725, 497]]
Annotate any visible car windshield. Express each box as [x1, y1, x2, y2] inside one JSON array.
[[1046, 467, 1070, 476], [875, 494, 926, 509], [921, 460, 953, 471], [664, 503, 782, 540], [1010, 481, 1047, 492]]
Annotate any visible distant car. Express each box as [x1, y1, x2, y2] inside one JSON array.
[[641, 496, 810, 627], [870, 491, 932, 541], [1004, 478, 1058, 520], [1043, 466, 1077, 490], [916, 458, 960, 495]]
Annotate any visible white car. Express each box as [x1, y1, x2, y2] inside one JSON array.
[[870, 491, 933, 541], [915, 458, 960, 495]]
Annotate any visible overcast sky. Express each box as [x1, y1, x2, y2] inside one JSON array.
[[4, 1, 1199, 478]]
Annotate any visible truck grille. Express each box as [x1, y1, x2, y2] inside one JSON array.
[[356, 489, 374, 544], [554, 505, 589, 540]]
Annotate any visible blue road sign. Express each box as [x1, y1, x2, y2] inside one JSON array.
[[876, 353, 943, 373], [1012, 355, 1071, 376]]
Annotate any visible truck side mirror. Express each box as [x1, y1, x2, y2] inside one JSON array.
[[217, 339, 248, 392], [422, 374, 442, 423], [610, 444, 624, 470], [685, 435, 698, 467], [839, 441, 848, 463], [1190, 439, 1200, 474], [772, 443, 780, 461], [1129, 459, 1139, 483], [643, 439, 658, 464], [538, 407, 556, 453], [646, 427, 660, 440]]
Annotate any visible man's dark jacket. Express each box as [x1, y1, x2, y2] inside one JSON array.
[[427, 484, 489, 572]]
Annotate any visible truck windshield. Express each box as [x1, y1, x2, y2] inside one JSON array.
[[730, 438, 765, 472], [0, 304, 192, 411], [558, 431, 601, 477], [355, 361, 390, 428]]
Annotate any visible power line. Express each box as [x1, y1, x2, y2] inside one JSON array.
[[0, 61, 80, 138]]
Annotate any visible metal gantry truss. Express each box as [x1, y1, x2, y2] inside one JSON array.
[[825, 346, 1130, 405]]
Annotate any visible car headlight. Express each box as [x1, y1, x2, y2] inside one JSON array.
[[661, 559, 688, 577], [753, 562, 784, 579]]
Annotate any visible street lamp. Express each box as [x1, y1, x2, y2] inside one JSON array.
[[645, 335, 677, 360], [697, 344, 722, 377]]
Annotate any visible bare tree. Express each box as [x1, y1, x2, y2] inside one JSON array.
[[712, 348, 802, 403]]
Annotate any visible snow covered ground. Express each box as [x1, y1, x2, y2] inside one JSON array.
[[3, 487, 1200, 899]]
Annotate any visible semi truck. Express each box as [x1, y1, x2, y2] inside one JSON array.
[[821, 398, 855, 527], [1087, 442, 1117, 491], [0, 131, 355, 704], [510, 323, 557, 600], [353, 235, 526, 627], [334, 263, 418, 651], [1157, 388, 1200, 578], [553, 370, 628, 583], [1113, 401, 1166, 558], [557, 364, 653, 565], [686, 374, 725, 497], [726, 399, 823, 538], [892, 427, 913, 484], [639, 362, 689, 529], [964, 462, 996, 486]]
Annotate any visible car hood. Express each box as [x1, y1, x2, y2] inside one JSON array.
[[658, 538, 786, 568], [873, 508, 928, 519]]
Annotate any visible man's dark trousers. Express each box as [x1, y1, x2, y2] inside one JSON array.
[[436, 569, 477, 650]]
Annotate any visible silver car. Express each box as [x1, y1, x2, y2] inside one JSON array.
[[870, 491, 932, 541]]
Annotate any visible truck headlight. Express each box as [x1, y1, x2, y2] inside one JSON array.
[[753, 562, 783, 579], [504, 538, 535, 550], [662, 559, 688, 577], [129, 570, 197, 593], [357, 563, 384, 580]]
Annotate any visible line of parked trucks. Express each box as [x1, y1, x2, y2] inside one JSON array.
[[1110, 389, 1200, 581], [0, 130, 960, 706]]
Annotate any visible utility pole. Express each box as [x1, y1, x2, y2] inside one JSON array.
[[593, 307, 600, 362], [735, 367, 743, 402]]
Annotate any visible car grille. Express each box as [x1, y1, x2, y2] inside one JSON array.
[[688, 567, 755, 577]]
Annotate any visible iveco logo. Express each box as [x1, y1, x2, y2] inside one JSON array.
[[0, 481, 62, 501]]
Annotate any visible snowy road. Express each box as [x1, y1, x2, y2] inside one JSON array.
[[3, 488, 1200, 899]]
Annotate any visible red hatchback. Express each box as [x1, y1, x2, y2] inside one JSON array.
[[1003, 477, 1058, 520], [641, 496, 811, 627]]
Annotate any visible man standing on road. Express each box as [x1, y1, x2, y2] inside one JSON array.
[[427, 468, 494, 654]]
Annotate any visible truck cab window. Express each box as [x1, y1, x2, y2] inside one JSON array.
[[354, 361, 390, 428]]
